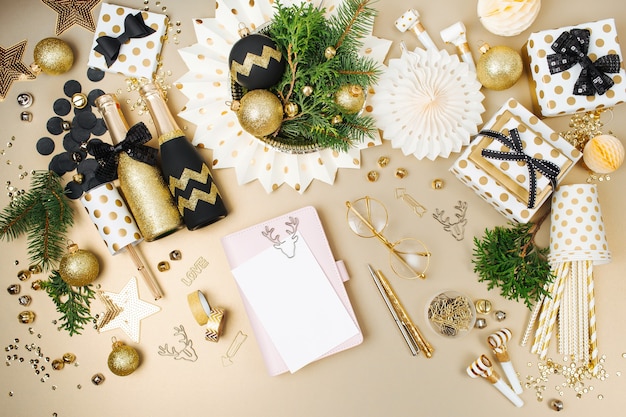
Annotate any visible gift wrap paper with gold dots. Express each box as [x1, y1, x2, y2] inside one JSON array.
[[524, 18, 626, 117], [450, 98, 582, 223], [80, 182, 143, 255], [88, 3, 167, 79]]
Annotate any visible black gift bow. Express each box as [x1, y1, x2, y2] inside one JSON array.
[[94, 13, 156, 67], [479, 128, 561, 209], [88, 122, 158, 182], [546, 28, 621, 96]]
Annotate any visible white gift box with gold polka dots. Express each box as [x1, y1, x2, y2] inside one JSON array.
[[524, 18, 626, 117], [88, 3, 167, 79], [450, 98, 582, 223]]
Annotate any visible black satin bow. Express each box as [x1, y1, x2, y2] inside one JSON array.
[[94, 13, 156, 67], [88, 122, 158, 182], [479, 128, 560, 209], [546, 28, 621, 96]]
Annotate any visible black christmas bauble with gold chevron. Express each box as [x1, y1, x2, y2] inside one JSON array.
[[229, 31, 285, 90]]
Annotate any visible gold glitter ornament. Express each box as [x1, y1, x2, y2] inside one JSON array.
[[476, 44, 523, 91], [107, 339, 139, 376], [58, 242, 100, 287], [324, 46, 337, 60], [334, 84, 366, 114], [583, 134, 625, 174], [33, 38, 74, 75], [236, 89, 283, 137]]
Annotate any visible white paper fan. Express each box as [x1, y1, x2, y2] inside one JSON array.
[[371, 47, 485, 161], [175, 0, 391, 193]]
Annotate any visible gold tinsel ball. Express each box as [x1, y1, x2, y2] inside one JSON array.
[[335, 84, 366, 114], [236, 89, 283, 137], [583, 134, 625, 174], [476, 44, 523, 91], [107, 341, 139, 376], [58, 243, 100, 287], [33, 38, 74, 75]]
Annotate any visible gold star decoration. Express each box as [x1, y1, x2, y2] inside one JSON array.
[[41, 0, 100, 36], [96, 277, 160, 343], [0, 40, 35, 101]]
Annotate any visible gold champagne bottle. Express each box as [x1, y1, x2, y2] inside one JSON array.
[[95, 94, 182, 241], [139, 82, 227, 230]]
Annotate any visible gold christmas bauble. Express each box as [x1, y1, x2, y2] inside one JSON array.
[[583, 134, 625, 174], [58, 242, 100, 287], [236, 89, 283, 137], [107, 340, 139, 376], [476, 44, 523, 91], [334, 84, 366, 114], [33, 38, 74, 75]]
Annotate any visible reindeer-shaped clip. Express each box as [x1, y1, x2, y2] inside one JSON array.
[[262, 216, 300, 258]]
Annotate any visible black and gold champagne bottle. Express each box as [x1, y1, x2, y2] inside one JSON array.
[[139, 82, 227, 230], [94, 94, 182, 241]]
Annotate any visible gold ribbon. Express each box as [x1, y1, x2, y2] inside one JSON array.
[[205, 307, 225, 343]]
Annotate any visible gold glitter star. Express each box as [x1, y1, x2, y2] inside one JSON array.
[[41, 0, 100, 36], [0, 40, 35, 101]]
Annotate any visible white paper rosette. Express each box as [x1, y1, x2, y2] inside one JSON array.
[[371, 47, 484, 160], [477, 0, 541, 37], [175, 0, 391, 193]]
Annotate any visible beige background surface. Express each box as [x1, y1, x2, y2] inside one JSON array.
[[1, 0, 626, 416]]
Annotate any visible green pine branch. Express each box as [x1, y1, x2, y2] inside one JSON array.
[[472, 213, 555, 309], [0, 170, 74, 271], [40, 270, 95, 336]]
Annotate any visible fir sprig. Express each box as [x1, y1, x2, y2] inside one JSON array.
[[0, 170, 74, 271], [472, 213, 554, 309], [267, 0, 381, 151], [40, 270, 95, 336]]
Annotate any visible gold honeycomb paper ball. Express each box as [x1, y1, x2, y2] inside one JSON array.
[[33, 37, 74, 75], [107, 341, 139, 376], [583, 134, 625, 174], [236, 89, 283, 137], [476, 44, 523, 91]]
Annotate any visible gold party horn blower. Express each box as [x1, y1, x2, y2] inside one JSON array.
[[81, 182, 163, 300], [467, 355, 524, 407], [487, 328, 523, 394]]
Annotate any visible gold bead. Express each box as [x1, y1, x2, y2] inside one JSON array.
[[431, 179, 444, 189], [17, 270, 31, 281], [377, 156, 390, 168], [331, 115, 343, 124], [72, 173, 84, 184], [28, 264, 42, 274], [62, 353, 76, 364], [284, 101, 299, 117], [324, 46, 337, 60], [18, 310, 36, 324], [366, 170, 379, 182], [51, 359, 65, 370], [157, 261, 170, 272], [302, 85, 313, 96], [394, 168, 408, 179], [169, 250, 182, 261]]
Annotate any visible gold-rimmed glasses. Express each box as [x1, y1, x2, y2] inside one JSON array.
[[345, 196, 431, 280]]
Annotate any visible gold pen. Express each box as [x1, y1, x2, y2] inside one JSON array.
[[371, 266, 434, 358]]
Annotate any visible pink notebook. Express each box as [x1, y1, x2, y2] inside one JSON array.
[[221, 206, 363, 375]]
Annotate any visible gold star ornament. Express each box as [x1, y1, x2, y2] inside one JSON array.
[[0, 40, 35, 101], [41, 0, 100, 36]]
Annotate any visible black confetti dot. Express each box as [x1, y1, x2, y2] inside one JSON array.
[[36, 137, 55, 155], [70, 127, 91, 143], [91, 119, 108, 136], [87, 68, 105, 82], [88, 89, 105, 107], [63, 134, 81, 152], [53, 98, 71, 116], [57, 152, 78, 172], [82, 176, 104, 192], [48, 155, 64, 176], [77, 158, 99, 176], [64, 181, 83, 200], [46, 117, 64, 135], [63, 80, 81, 97], [76, 112, 97, 130]]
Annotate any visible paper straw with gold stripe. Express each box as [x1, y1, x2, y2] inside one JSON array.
[[587, 260, 599, 375], [521, 292, 546, 347], [580, 260, 590, 364], [532, 262, 568, 359]]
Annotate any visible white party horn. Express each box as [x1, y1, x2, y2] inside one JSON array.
[[488, 328, 523, 394], [467, 355, 524, 407], [440, 21, 476, 71], [394, 9, 437, 51]]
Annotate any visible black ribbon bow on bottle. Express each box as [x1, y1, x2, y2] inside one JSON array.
[[546, 28, 621, 96], [88, 122, 158, 182], [93, 13, 156, 67], [479, 128, 561, 209]]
